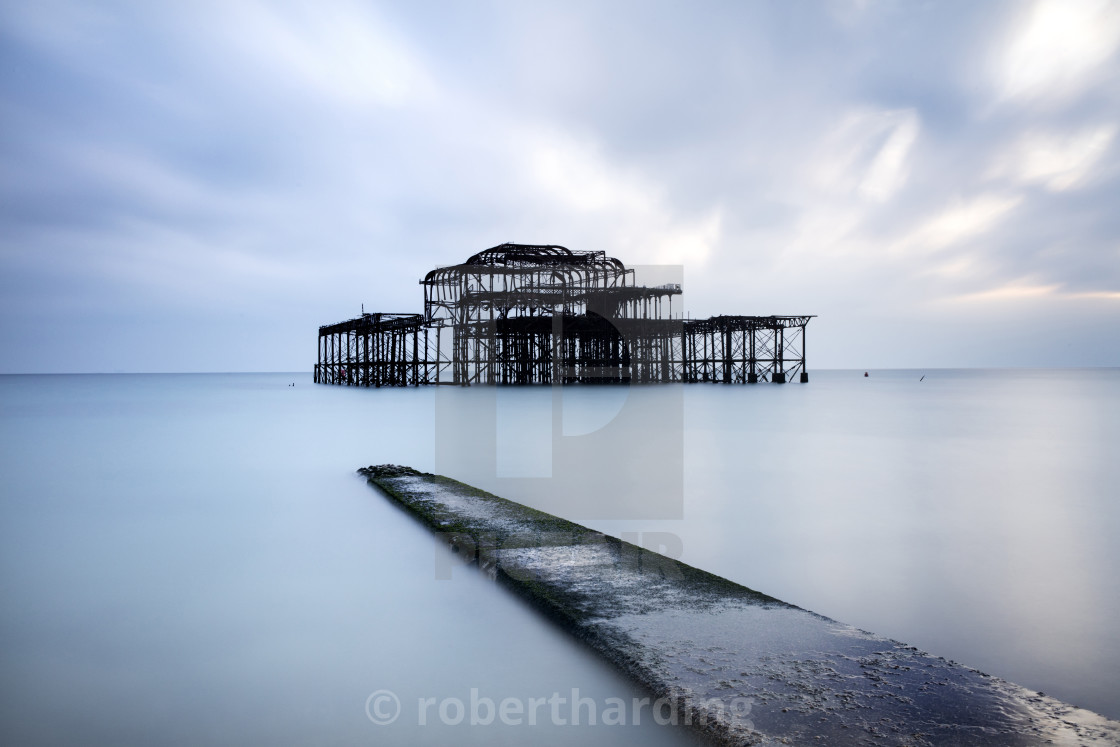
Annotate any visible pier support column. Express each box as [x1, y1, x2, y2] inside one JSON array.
[[722, 328, 732, 383]]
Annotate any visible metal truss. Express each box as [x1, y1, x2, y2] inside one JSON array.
[[314, 244, 813, 386]]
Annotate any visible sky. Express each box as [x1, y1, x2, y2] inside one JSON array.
[[1, 0, 1118, 373]]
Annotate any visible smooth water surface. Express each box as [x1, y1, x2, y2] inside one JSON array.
[[0, 374, 700, 745], [589, 369, 1120, 720], [1, 369, 1117, 745]]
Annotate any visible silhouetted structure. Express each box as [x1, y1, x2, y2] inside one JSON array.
[[314, 244, 813, 386]]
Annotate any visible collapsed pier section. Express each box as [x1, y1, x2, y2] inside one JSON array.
[[314, 243, 813, 386]]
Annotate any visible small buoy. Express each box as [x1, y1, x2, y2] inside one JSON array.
[[864, 371, 869, 377]]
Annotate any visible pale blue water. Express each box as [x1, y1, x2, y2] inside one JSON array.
[[1, 370, 1117, 745], [595, 369, 1120, 721]]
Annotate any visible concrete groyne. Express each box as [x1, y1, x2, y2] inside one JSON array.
[[359, 464, 1120, 745]]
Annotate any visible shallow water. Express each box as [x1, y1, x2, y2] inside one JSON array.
[[587, 369, 1120, 720], [0, 374, 700, 745], [0, 369, 1117, 744]]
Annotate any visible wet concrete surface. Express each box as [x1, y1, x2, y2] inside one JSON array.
[[360, 465, 1120, 746]]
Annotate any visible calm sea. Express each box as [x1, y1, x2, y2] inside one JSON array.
[[1, 370, 1117, 744]]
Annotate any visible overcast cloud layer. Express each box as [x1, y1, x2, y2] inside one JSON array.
[[1, 0, 1118, 372]]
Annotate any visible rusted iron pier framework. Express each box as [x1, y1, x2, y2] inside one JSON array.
[[314, 244, 813, 386]]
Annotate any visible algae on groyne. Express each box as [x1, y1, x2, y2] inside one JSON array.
[[359, 464, 1120, 746]]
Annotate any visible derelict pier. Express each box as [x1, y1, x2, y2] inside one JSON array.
[[314, 244, 813, 386]]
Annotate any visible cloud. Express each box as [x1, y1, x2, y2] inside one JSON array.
[[218, 0, 435, 108], [860, 111, 921, 202], [525, 131, 723, 265], [894, 193, 1023, 254], [986, 125, 1117, 191], [946, 281, 1120, 304], [1, 0, 1118, 370], [995, 0, 1120, 106], [811, 108, 920, 202]]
